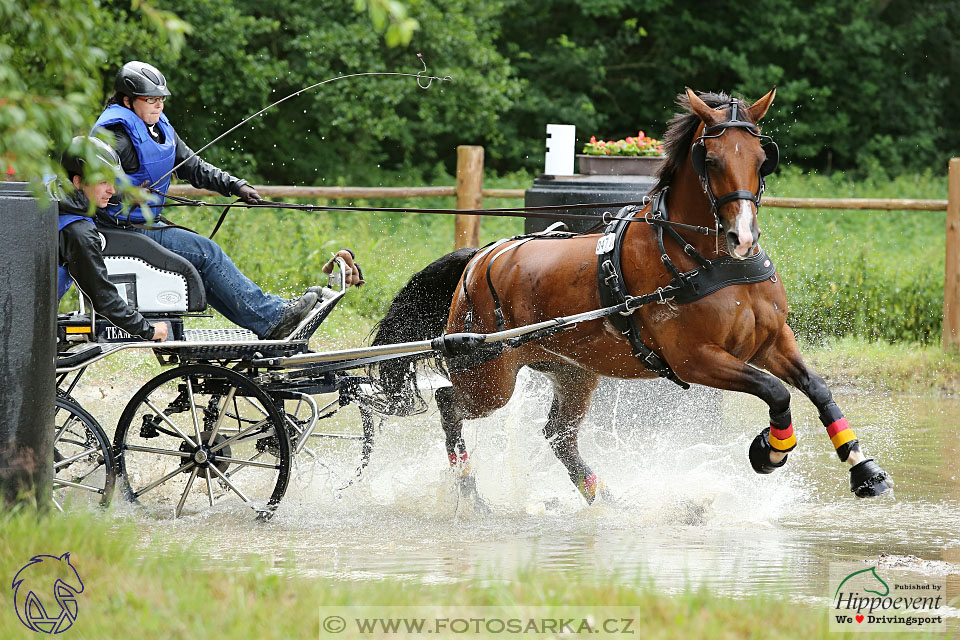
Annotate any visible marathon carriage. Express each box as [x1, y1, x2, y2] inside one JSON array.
[[54, 226, 389, 518]]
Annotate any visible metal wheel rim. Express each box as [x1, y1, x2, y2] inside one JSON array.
[[53, 397, 115, 509], [113, 364, 291, 519]]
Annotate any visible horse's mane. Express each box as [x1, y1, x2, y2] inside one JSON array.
[[650, 90, 736, 195]]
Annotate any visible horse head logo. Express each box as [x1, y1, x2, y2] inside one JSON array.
[[834, 566, 890, 599], [11, 553, 84, 634]]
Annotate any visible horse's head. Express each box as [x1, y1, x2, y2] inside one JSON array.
[[685, 87, 778, 259]]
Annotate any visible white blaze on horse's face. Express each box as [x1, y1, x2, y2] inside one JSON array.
[[732, 200, 757, 258]]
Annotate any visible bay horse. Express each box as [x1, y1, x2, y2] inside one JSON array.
[[370, 88, 891, 504]]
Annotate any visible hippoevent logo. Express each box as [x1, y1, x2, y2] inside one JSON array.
[[829, 563, 945, 633], [11, 553, 84, 634]]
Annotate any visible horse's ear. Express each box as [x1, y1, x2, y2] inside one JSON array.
[[685, 88, 723, 126], [747, 87, 776, 123]]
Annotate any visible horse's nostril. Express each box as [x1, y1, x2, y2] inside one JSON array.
[[726, 230, 739, 245]]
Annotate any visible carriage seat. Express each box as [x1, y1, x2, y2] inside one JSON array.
[[99, 226, 206, 313]]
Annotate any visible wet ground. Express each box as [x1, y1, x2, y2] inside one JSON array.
[[72, 365, 960, 627]]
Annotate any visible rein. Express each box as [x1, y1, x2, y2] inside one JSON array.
[[151, 187, 720, 235]]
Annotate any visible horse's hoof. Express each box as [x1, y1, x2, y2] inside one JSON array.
[[749, 428, 789, 474], [457, 475, 491, 515], [581, 473, 609, 504], [849, 458, 892, 498]]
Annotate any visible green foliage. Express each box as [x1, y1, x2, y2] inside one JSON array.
[[0, 0, 189, 183], [0, 0, 105, 180], [763, 167, 948, 345], [491, 0, 959, 176], [355, 0, 420, 46]]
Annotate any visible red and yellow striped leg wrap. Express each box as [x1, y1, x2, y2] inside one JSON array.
[[768, 423, 797, 452], [826, 418, 857, 451]]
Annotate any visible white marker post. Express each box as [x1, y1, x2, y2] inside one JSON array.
[[544, 124, 576, 176]]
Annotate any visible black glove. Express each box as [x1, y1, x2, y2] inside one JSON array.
[[237, 184, 263, 205]]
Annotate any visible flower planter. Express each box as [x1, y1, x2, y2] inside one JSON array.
[[577, 154, 665, 176]]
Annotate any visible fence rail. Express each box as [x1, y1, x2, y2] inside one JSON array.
[[169, 148, 960, 352]]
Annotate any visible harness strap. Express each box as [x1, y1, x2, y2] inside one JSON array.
[[461, 225, 576, 332], [485, 237, 535, 332], [597, 199, 690, 389]]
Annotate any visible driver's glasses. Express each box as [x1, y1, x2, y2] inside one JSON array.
[[138, 96, 166, 105]]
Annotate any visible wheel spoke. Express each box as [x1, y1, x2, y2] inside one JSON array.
[[207, 386, 237, 446], [204, 468, 215, 506], [209, 420, 271, 454], [53, 447, 100, 469], [225, 450, 264, 479], [176, 468, 200, 518], [208, 463, 251, 503], [144, 398, 198, 448], [53, 478, 104, 494], [72, 462, 105, 484], [213, 455, 280, 470], [124, 444, 192, 458], [55, 415, 78, 444], [133, 460, 195, 499], [186, 376, 204, 447]]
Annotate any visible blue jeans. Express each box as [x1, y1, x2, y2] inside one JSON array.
[[135, 226, 285, 337]]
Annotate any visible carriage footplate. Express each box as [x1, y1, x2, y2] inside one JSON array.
[[178, 430, 232, 475]]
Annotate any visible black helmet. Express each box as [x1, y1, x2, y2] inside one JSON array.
[[114, 61, 171, 98], [61, 136, 122, 180]]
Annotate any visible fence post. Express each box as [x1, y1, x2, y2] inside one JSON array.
[[455, 145, 483, 249], [944, 158, 960, 351]]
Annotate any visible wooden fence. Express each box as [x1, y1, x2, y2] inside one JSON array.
[[169, 148, 960, 351]]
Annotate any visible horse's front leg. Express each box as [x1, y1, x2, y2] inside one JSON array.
[[676, 345, 797, 474], [757, 324, 892, 497]]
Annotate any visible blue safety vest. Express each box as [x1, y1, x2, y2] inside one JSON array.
[[57, 214, 94, 300], [92, 105, 176, 223]]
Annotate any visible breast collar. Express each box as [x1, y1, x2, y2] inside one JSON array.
[[596, 193, 779, 387]]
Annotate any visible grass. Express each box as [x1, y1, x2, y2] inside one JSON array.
[[0, 508, 942, 640], [802, 337, 960, 397]]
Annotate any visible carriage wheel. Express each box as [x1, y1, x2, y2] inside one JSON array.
[[113, 364, 291, 519], [53, 396, 115, 510]]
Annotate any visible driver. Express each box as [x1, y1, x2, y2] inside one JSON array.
[[91, 61, 362, 339], [55, 136, 167, 342]]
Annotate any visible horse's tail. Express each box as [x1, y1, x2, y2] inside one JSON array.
[[367, 248, 479, 416]]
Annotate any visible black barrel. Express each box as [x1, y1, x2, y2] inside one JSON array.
[[524, 174, 657, 234], [522, 172, 722, 436], [0, 181, 56, 506]]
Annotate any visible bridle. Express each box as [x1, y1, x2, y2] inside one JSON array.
[[689, 98, 779, 228]]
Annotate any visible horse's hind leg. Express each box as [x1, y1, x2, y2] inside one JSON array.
[[533, 364, 604, 503], [436, 385, 469, 469], [758, 325, 891, 497]]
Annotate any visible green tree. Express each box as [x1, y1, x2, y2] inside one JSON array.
[[492, 0, 959, 176]]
